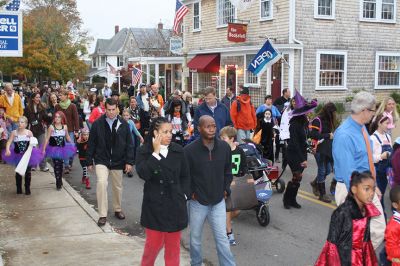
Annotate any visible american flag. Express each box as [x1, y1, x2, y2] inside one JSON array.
[[107, 62, 117, 75], [4, 0, 20, 11], [132, 67, 143, 86], [173, 0, 189, 34]]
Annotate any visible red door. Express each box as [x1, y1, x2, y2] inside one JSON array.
[[271, 60, 282, 101]]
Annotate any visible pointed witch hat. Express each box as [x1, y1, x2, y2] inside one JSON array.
[[291, 89, 317, 117]]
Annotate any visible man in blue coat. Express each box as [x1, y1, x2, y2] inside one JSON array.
[[193, 86, 232, 138]]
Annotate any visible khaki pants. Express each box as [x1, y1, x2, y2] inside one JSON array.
[[95, 164, 123, 217], [335, 182, 386, 249]]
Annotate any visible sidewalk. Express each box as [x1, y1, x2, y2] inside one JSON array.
[[0, 164, 190, 266]]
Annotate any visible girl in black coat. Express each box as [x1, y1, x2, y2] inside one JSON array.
[[257, 109, 275, 163], [136, 117, 190, 266]]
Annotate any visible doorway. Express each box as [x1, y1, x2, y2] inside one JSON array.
[[225, 65, 237, 95], [271, 60, 282, 101]]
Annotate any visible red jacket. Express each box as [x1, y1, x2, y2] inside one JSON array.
[[385, 211, 400, 265], [230, 95, 256, 130]]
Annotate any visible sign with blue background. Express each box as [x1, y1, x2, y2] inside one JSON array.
[[247, 40, 281, 76], [0, 11, 23, 57]]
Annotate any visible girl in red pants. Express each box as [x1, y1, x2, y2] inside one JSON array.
[[136, 117, 190, 266]]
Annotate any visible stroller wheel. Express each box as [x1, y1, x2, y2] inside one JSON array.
[[275, 179, 286, 193], [256, 204, 270, 227]]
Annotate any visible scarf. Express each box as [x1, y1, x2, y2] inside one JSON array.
[[59, 99, 71, 110]]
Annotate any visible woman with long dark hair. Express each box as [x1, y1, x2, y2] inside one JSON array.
[[309, 102, 337, 203], [165, 99, 188, 146], [283, 91, 317, 209], [24, 92, 50, 171], [136, 117, 190, 265]]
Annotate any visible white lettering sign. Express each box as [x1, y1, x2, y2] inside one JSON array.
[[251, 51, 273, 68]]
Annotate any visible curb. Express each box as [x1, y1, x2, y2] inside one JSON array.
[[46, 165, 113, 233]]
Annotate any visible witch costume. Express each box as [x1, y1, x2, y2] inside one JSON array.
[[315, 196, 380, 266], [283, 90, 317, 209]]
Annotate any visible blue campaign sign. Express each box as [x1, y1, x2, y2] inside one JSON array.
[[0, 15, 19, 37], [0, 11, 22, 57], [247, 40, 281, 76]]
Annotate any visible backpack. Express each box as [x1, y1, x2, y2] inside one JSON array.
[[308, 117, 322, 154]]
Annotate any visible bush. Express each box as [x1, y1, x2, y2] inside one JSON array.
[[390, 91, 400, 104]]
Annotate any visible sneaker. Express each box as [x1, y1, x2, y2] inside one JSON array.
[[40, 167, 49, 172], [64, 167, 70, 175], [127, 172, 133, 178], [227, 232, 237, 246], [85, 178, 91, 190], [81, 176, 86, 184]]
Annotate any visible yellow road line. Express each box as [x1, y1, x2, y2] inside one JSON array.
[[297, 191, 337, 210]]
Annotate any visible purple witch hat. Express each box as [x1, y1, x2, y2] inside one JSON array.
[[291, 89, 317, 116]]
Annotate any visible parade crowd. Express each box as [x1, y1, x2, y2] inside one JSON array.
[[1, 81, 400, 266]]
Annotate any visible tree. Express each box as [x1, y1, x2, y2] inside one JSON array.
[[0, 0, 91, 83]]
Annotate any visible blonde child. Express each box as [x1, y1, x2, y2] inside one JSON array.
[[220, 126, 247, 246], [3, 116, 43, 195]]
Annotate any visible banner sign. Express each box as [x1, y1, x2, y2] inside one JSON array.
[[247, 40, 281, 76], [227, 23, 247, 43], [170, 37, 183, 55], [0, 11, 23, 57]]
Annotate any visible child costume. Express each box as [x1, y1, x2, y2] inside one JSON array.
[[315, 196, 380, 266], [385, 210, 400, 265], [77, 139, 90, 189], [45, 125, 76, 189]]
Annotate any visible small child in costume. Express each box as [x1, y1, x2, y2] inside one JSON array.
[[220, 126, 248, 246], [315, 171, 380, 266], [77, 128, 90, 189], [2, 116, 43, 195], [385, 185, 400, 265], [42, 111, 76, 190], [0, 105, 10, 162]]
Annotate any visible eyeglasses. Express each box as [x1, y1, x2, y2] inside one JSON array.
[[367, 108, 376, 112]]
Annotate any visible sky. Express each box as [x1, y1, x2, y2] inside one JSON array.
[[76, 0, 176, 53]]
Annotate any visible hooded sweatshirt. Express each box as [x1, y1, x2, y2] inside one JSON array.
[[230, 94, 257, 130]]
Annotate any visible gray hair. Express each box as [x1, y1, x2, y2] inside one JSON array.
[[351, 91, 376, 114]]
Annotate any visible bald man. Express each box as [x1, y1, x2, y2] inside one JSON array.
[[184, 115, 236, 266]]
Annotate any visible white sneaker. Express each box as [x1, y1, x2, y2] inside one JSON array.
[[227, 232, 237, 246]]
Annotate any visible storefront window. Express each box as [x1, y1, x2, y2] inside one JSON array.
[[174, 64, 182, 91]]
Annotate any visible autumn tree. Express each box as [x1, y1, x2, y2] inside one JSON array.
[[0, 0, 91, 83]]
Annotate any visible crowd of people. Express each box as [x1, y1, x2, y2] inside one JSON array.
[[1, 80, 400, 265]]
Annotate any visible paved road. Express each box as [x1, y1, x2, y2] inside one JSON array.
[[65, 154, 390, 266]]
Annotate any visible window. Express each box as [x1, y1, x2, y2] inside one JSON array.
[[100, 56, 106, 67], [361, 0, 395, 22], [314, 0, 335, 19], [117, 56, 124, 67], [316, 51, 347, 90], [260, 0, 272, 20], [193, 2, 201, 31], [375, 52, 400, 89], [217, 0, 236, 27], [244, 54, 259, 86], [92, 57, 97, 68]]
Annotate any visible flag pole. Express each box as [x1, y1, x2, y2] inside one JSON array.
[[117, 70, 121, 94], [267, 38, 291, 68]]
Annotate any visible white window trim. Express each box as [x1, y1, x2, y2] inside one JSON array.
[[375, 51, 400, 89], [359, 0, 396, 23], [259, 0, 273, 21], [314, 0, 336, 20], [193, 1, 201, 32], [216, 0, 237, 28], [315, 50, 348, 91], [243, 55, 261, 87]]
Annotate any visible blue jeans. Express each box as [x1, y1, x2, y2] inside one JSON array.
[[237, 129, 250, 144], [314, 152, 332, 183], [376, 170, 388, 213], [189, 199, 236, 266]]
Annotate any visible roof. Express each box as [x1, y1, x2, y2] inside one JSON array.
[[130, 28, 172, 50], [93, 28, 130, 55]]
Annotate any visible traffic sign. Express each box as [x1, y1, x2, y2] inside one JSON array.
[[0, 10, 23, 57]]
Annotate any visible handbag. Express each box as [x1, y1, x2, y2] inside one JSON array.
[[225, 174, 258, 212], [252, 129, 262, 144]]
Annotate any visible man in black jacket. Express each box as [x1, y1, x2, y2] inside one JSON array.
[[87, 98, 134, 226], [184, 115, 236, 266]]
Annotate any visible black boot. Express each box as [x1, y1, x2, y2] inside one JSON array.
[[310, 178, 319, 197], [56, 178, 62, 190], [25, 171, 31, 195], [318, 182, 331, 203], [289, 182, 301, 209], [16, 174, 22, 194], [283, 181, 294, 209]]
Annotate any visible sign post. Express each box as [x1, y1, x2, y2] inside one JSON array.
[[0, 10, 23, 57]]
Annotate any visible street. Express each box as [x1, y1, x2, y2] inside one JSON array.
[[65, 154, 342, 266]]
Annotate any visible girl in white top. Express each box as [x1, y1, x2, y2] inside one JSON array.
[[370, 113, 392, 212]]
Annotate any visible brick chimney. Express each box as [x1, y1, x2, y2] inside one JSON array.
[[115, 25, 119, 34], [158, 22, 163, 30]]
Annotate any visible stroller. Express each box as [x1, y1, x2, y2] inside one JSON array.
[[239, 140, 286, 193]]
